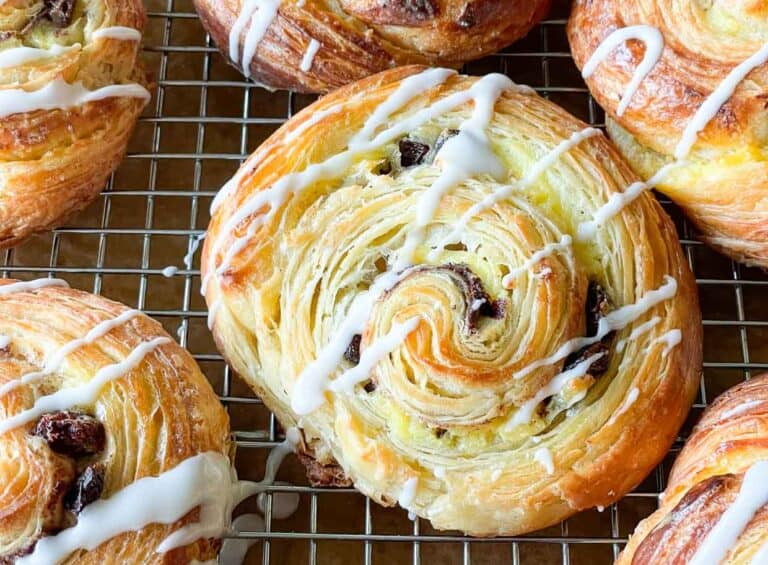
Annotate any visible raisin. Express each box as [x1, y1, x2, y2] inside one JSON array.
[[64, 465, 105, 514], [33, 411, 106, 458], [344, 335, 362, 365], [399, 139, 430, 167], [43, 0, 75, 28]]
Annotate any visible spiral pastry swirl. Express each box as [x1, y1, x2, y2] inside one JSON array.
[[0, 0, 149, 249], [0, 280, 230, 563], [619, 374, 768, 564], [193, 0, 550, 93], [203, 66, 702, 535], [568, 0, 768, 267]]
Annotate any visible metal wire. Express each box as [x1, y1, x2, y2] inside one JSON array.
[[3, 0, 767, 563]]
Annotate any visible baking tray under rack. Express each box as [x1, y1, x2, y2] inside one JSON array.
[[4, 0, 767, 563]]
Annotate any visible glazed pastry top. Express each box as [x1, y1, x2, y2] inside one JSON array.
[[202, 66, 702, 536]]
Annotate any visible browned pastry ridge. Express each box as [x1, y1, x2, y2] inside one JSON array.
[[0, 0, 150, 249], [193, 0, 551, 93], [568, 0, 768, 268], [619, 374, 768, 564], [0, 280, 231, 563]]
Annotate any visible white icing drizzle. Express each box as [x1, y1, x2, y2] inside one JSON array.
[[490, 468, 502, 481], [398, 477, 418, 510], [0, 337, 170, 435], [0, 309, 143, 398], [616, 315, 661, 352], [435, 127, 601, 252], [501, 235, 572, 288], [328, 317, 420, 395], [394, 73, 511, 270], [214, 69, 459, 274], [0, 44, 75, 70], [597, 505, 605, 513], [720, 400, 764, 421], [0, 278, 68, 296], [0, 335, 9, 349], [577, 161, 680, 240], [184, 233, 206, 268], [533, 447, 555, 475], [653, 329, 681, 358], [300, 38, 320, 72], [0, 78, 150, 119], [582, 25, 664, 116], [689, 460, 768, 565], [219, 513, 264, 565], [230, 0, 280, 72], [161, 266, 178, 278], [508, 353, 604, 428], [675, 41, 768, 160], [513, 276, 678, 381], [92, 26, 142, 42], [433, 467, 446, 479], [290, 270, 402, 415], [162, 427, 300, 553], [256, 481, 300, 519], [349, 68, 455, 147], [607, 387, 640, 426], [19, 452, 237, 565]]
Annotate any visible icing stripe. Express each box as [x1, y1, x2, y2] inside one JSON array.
[[0, 78, 150, 119], [0, 309, 143, 398], [0, 278, 69, 296], [92, 27, 142, 42], [0, 44, 75, 69], [582, 25, 664, 116], [0, 337, 170, 434]]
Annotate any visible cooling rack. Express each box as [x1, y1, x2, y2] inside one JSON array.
[[3, 0, 767, 563]]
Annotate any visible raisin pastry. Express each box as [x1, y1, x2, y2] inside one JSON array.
[[0, 0, 150, 249], [619, 374, 768, 564], [202, 66, 702, 536], [568, 0, 768, 267], [193, 0, 551, 93], [0, 278, 232, 563]]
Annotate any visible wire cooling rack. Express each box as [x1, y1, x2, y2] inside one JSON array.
[[3, 0, 767, 563]]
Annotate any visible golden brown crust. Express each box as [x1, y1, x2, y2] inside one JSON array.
[[568, 0, 768, 267], [202, 66, 702, 536], [618, 374, 768, 564], [0, 0, 150, 250], [192, 0, 551, 93], [0, 280, 230, 563]]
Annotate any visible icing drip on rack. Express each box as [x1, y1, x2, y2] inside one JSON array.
[[0, 337, 171, 434], [0, 78, 150, 119], [688, 461, 768, 565], [582, 25, 664, 116]]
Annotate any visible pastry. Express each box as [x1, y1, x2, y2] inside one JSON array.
[[568, 0, 768, 267], [0, 0, 150, 249], [193, 0, 551, 93], [619, 373, 768, 564], [202, 66, 703, 536], [0, 278, 233, 563]]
